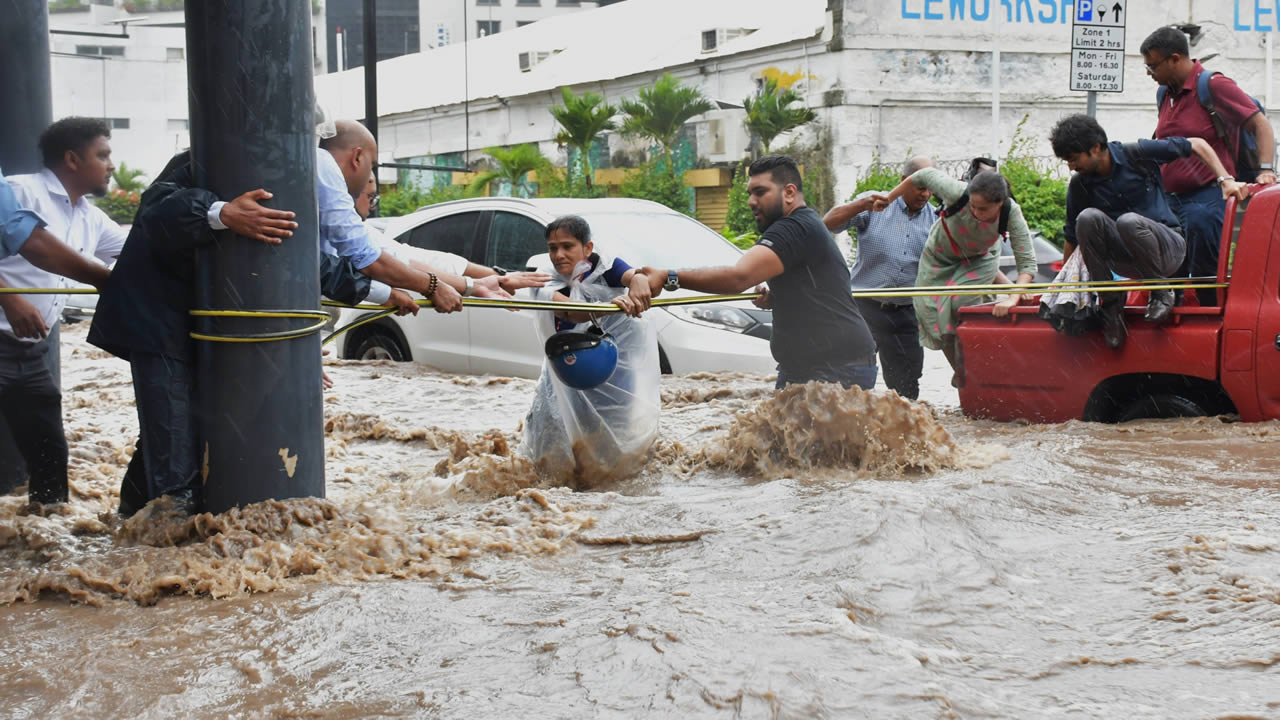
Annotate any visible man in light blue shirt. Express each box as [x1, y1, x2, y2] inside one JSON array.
[[316, 120, 466, 311], [823, 156, 937, 399]]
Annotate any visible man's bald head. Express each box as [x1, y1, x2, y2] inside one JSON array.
[[902, 155, 934, 177], [321, 119, 377, 196], [322, 119, 376, 154]]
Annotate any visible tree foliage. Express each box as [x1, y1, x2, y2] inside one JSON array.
[[620, 73, 714, 175], [550, 86, 617, 188], [467, 144, 551, 198], [1002, 115, 1068, 245], [723, 160, 756, 236], [378, 183, 465, 217], [618, 161, 691, 214], [111, 162, 147, 193], [743, 76, 817, 153]]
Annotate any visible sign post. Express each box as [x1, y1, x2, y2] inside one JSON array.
[[1071, 0, 1126, 116]]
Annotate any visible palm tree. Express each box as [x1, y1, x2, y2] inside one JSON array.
[[619, 73, 714, 176], [111, 162, 147, 193], [743, 77, 817, 154], [550, 86, 617, 187], [466, 144, 551, 198]]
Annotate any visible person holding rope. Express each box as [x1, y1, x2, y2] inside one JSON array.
[[0, 118, 126, 506], [519, 215, 662, 483], [643, 155, 877, 390], [873, 164, 1037, 388], [1049, 114, 1249, 348], [824, 156, 936, 400]]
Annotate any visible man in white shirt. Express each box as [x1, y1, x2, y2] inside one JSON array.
[[0, 117, 125, 505]]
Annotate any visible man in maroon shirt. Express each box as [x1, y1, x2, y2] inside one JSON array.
[[1141, 26, 1276, 305]]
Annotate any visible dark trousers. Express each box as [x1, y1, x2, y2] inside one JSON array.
[[125, 352, 200, 505], [1076, 209, 1185, 306], [1169, 184, 1227, 306], [854, 297, 924, 400], [0, 326, 67, 503], [776, 359, 878, 391]]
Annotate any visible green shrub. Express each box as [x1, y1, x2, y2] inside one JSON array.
[[1003, 115, 1068, 246], [94, 189, 140, 224], [850, 154, 903, 198], [618, 161, 691, 214], [378, 183, 465, 218], [539, 161, 607, 199], [720, 227, 759, 250], [723, 160, 755, 236]]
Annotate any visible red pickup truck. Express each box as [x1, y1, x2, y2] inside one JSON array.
[[956, 186, 1279, 423]]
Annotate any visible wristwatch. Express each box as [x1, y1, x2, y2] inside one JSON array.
[[663, 270, 680, 292], [463, 276, 475, 296], [1260, 163, 1275, 171], [1216, 175, 1233, 186]]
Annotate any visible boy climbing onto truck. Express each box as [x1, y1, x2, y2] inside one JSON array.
[[1049, 114, 1249, 348]]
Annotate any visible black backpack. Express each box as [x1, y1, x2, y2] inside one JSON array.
[[1156, 70, 1267, 182]]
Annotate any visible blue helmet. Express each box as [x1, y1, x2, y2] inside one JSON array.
[[545, 327, 618, 390]]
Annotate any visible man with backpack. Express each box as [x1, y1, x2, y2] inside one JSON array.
[[1141, 26, 1276, 304], [1050, 115, 1248, 348]]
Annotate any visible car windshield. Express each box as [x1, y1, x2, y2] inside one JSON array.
[[573, 211, 744, 268]]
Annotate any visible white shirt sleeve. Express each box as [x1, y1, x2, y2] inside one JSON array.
[[92, 208, 128, 264], [208, 201, 228, 230], [365, 280, 392, 305]]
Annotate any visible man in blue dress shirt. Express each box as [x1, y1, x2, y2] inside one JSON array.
[[823, 156, 937, 400]]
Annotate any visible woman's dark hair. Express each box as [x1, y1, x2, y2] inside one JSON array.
[[38, 116, 111, 169], [967, 171, 1009, 206], [1139, 26, 1190, 58], [1051, 114, 1109, 158], [963, 157, 998, 181], [545, 214, 592, 245]]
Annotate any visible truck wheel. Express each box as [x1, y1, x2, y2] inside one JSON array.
[[354, 331, 409, 362], [1117, 393, 1207, 422]]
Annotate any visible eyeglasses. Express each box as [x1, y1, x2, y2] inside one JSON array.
[[366, 191, 379, 214], [1144, 55, 1171, 74]]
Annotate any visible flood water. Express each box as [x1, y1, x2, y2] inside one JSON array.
[[2, 323, 1278, 719]]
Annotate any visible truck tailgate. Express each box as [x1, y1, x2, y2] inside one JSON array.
[[955, 304, 1222, 423]]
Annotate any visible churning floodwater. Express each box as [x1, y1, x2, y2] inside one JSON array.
[[1, 323, 1278, 719]]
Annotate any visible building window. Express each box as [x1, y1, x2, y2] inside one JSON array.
[[556, 0, 580, 5], [476, 0, 499, 5], [517, 0, 540, 5], [167, 119, 189, 132], [517, 20, 534, 27], [477, 20, 500, 36], [75, 45, 125, 57], [166, 47, 184, 61], [107, 118, 130, 130]]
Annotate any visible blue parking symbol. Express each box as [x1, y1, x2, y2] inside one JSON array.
[[1077, 0, 1093, 21]]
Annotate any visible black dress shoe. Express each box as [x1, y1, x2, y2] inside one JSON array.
[[161, 488, 200, 516], [1144, 289, 1175, 325], [1100, 303, 1127, 348]]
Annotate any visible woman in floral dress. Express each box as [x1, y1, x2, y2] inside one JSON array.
[[874, 169, 1038, 385]]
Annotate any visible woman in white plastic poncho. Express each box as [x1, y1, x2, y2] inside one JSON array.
[[518, 215, 665, 487]]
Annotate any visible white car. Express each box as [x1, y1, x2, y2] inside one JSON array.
[[328, 197, 777, 377]]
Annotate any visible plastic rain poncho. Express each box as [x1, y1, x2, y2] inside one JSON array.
[[517, 255, 660, 487]]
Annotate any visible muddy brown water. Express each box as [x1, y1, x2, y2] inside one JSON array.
[[2, 324, 1278, 719]]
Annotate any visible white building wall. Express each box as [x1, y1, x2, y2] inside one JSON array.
[[47, 3, 330, 179], [372, 0, 1280, 205], [422, 0, 601, 47]]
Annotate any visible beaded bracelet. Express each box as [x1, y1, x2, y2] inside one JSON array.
[[426, 272, 438, 298]]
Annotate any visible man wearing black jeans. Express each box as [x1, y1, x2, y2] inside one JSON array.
[[824, 156, 936, 399], [642, 155, 876, 390], [1050, 114, 1248, 348]]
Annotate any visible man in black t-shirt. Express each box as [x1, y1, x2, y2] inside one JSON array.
[[642, 155, 876, 389]]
